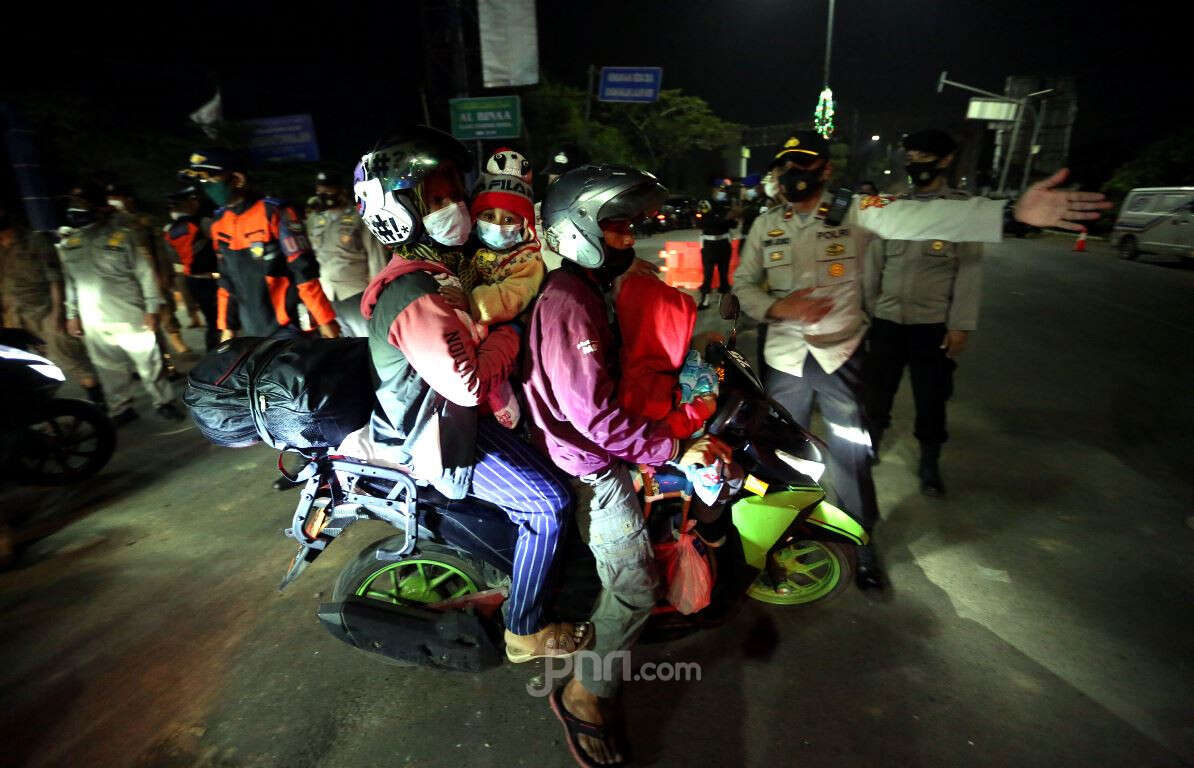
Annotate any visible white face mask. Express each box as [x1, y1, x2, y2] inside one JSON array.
[[422, 201, 471, 247], [107, 198, 126, 211], [476, 220, 523, 250], [713, 190, 727, 202], [744, 188, 758, 201], [763, 173, 780, 200], [169, 211, 183, 220]]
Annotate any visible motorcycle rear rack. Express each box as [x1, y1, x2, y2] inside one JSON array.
[[280, 456, 423, 590]]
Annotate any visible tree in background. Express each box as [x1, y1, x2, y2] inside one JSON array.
[[598, 90, 742, 183], [1103, 128, 1194, 198]]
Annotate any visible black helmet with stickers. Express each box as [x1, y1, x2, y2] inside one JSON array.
[[541, 164, 667, 269], [354, 126, 471, 248]]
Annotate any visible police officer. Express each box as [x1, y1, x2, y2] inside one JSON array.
[[106, 183, 191, 357], [162, 186, 220, 350], [307, 170, 388, 337], [863, 130, 981, 496], [734, 130, 1109, 591], [696, 181, 740, 310], [56, 184, 183, 423], [184, 150, 340, 341], [0, 203, 105, 408]]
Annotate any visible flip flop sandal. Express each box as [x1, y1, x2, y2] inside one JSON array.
[[549, 687, 626, 768], [505, 621, 594, 664]]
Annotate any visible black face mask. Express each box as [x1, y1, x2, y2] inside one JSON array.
[[596, 244, 636, 290], [65, 207, 97, 228], [906, 162, 943, 188], [779, 167, 824, 202]]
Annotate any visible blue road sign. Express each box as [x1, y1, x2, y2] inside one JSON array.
[[244, 114, 320, 163], [597, 67, 663, 103]]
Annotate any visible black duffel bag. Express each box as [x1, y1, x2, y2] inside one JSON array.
[[184, 336, 376, 450]]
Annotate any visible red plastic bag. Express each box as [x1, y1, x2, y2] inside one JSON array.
[[655, 530, 713, 615]]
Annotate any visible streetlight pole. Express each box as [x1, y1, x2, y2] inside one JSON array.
[[824, 0, 835, 88], [937, 71, 1052, 196]]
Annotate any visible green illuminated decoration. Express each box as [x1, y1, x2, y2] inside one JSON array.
[[815, 87, 836, 139]]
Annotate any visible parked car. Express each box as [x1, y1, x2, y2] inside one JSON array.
[[1111, 186, 1194, 261], [658, 196, 697, 230]]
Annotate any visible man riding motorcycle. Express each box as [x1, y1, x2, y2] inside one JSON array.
[[526, 164, 732, 767], [343, 126, 591, 662]]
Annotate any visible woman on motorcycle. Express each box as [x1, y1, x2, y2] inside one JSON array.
[[341, 126, 590, 662]]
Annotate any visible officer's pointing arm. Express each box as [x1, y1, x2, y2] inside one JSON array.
[[130, 228, 164, 313], [850, 195, 1004, 244]]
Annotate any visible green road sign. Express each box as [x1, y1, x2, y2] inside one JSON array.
[[449, 96, 522, 140]]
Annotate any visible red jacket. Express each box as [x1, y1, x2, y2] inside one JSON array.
[[615, 274, 714, 439]]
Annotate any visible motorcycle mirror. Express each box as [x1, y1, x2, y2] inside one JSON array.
[[719, 293, 741, 321]]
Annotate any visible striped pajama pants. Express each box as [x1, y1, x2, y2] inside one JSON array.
[[469, 419, 571, 636]]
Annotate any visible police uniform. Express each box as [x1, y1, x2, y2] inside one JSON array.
[[0, 227, 99, 387], [734, 182, 1003, 530], [57, 218, 176, 415], [864, 187, 982, 453], [698, 196, 737, 302], [310, 206, 389, 337]]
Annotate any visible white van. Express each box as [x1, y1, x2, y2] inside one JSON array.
[[1112, 187, 1194, 261]]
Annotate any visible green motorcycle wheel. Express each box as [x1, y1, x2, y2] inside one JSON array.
[[747, 540, 853, 606], [331, 536, 491, 607]]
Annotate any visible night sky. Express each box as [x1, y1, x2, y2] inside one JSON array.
[[0, 2, 1179, 184]]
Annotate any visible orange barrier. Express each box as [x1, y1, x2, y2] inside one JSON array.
[[659, 239, 741, 290]]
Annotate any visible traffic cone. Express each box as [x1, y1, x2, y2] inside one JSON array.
[[1073, 231, 1087, 252]]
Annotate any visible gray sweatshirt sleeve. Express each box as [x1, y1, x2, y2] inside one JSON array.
[[947, 242, 983, 331], [731, 216, 774, 322], [852, 196, 1005, 243], [364, 224, 390, 278]]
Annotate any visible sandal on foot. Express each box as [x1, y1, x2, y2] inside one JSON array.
[[505, 621, 593, 663], [549, 686, 625, 768]]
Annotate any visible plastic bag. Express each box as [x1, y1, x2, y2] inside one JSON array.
[[655, 529, 713, 615]]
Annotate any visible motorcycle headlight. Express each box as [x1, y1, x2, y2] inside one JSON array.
[[775, 448, 825, 482]]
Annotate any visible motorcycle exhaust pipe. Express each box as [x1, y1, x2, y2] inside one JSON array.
[[317, 596, 503, 672]]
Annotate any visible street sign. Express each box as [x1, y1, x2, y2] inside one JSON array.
[[243, 114, 320, 162], [449, 96, 522, 140], [597, 67, 663, 103], [966, 98, 1018, 122]]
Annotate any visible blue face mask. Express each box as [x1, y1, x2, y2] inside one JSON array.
[[476, 219, 523, 250]]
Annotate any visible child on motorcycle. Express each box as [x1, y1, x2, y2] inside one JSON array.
[[343, 128, 590, 663], [437, 148, 544, 430], [614, 266, 743, 532]]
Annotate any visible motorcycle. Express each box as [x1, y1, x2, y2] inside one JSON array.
[[0, 328, 116, 486], [274, 295, 867, 670]]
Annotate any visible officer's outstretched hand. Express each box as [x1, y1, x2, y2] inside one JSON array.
[[767, 287, 834, 324], [66, 317, 83, 337], [1013, 169, 1112, 232], [318, 320, 342, 339]]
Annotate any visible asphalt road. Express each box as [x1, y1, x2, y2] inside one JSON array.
[[1, 233, 1191, 768]]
